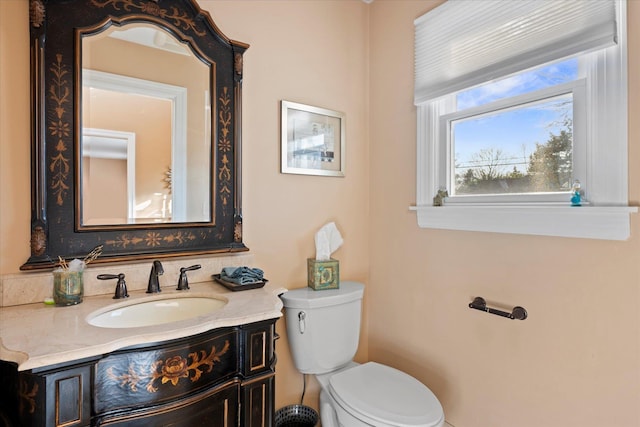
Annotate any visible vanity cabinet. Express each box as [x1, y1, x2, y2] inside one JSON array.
[[0, 319, 276, 427]]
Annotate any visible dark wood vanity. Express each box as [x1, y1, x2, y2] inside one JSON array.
[[0, 319, 277, 426]]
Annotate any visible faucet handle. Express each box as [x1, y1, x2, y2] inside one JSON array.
[[97, 273, 129, 299], [176, 264, 202, 290]]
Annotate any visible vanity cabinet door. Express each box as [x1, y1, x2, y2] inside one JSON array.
[[242, 320, 275, 377], [241, 374, 275, 427], [16, 364, 93, 427], [240, 320, 276, 427], [95, 381, 240, 427], [47, 365, 92, 427]]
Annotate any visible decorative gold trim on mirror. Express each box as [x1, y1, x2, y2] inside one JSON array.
[[90, 0, 206, 36], [106, 341, 230, 393], [234, 52, 243, 76], [49, 54, 71, 207], [30, 225, 46, 256], [234, 221, 242, 243], [104, 230, 197, 249], [29, 0, 45, 28], [218, 87, 232, 209]]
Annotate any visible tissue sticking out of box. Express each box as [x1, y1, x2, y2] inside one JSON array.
[[314, 222, 343, 261]]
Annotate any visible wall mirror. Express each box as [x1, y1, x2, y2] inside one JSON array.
[[23, 0, 248, 270]]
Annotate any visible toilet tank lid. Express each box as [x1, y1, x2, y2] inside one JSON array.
[[280, 281, 364, 309]]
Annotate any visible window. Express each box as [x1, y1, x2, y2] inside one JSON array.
[[448, 58, 580, 201], [411, 0, 636, 240]]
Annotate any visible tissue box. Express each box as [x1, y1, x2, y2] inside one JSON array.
[[307, 258, 339, 290]]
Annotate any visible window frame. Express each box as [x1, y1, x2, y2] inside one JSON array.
[[441, 78, 585, 205], [411, 0, 636, 240]]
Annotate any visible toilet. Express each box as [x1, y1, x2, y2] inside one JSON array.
[[280, 281, 445, 427]]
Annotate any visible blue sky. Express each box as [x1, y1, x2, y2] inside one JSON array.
[[454, 59, 577, 174]]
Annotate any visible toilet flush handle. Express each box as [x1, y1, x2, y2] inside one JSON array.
[[298, 311, 306, 334]]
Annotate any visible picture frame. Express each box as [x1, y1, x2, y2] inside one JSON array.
[[281, 100, 345, 177]]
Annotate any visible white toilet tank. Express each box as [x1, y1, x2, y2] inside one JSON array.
[[280, 281, 364, 374]]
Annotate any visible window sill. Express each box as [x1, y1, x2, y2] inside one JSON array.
[[409, 205, 638, 240]]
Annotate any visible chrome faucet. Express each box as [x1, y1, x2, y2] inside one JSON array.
[[146, 260, 164, 293]]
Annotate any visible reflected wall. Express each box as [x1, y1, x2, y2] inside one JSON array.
[[81, 23, 211, 225]]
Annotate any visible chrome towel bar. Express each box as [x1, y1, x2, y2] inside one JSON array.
[[469, 297, 527, 320]]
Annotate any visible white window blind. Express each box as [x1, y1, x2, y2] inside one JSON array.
[[414, 0, 618, 104]]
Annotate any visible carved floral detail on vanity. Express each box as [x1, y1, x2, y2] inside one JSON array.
[[106, 340, 231, 393]]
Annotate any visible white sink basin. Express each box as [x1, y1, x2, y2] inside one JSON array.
[[87, 296, 227, 328]]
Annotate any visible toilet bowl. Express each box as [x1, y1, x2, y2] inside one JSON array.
[[280, 282, 445, 427]]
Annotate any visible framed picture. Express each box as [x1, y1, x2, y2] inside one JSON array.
[[281, 100, 345, 177]]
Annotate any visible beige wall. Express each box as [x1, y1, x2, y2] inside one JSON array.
[[0, 0, 31, 275], [200, 0, 371, 409], [83, 91, 172, 222], [369, 1, 640, 427], [83, 157, 128, 221], [1, 0, 639, 426]]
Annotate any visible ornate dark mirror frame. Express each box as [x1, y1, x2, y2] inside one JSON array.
[[22, 0, 248, 270]]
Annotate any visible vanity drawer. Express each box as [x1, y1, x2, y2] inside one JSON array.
[[94, 329, 239, 414], [95, 381, 240, 427]]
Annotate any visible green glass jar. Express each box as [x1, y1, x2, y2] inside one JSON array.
[[53, 271, 84, 306]]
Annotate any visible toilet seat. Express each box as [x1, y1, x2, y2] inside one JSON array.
[[328, 362, 444, 427]]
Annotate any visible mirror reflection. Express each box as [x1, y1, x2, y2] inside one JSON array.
[[81, 23, 212, 225]]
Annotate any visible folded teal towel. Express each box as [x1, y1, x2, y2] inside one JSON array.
[[220, 266, 264, 285]]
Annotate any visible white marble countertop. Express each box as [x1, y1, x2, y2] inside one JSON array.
[[0, 280, 287, 371]]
